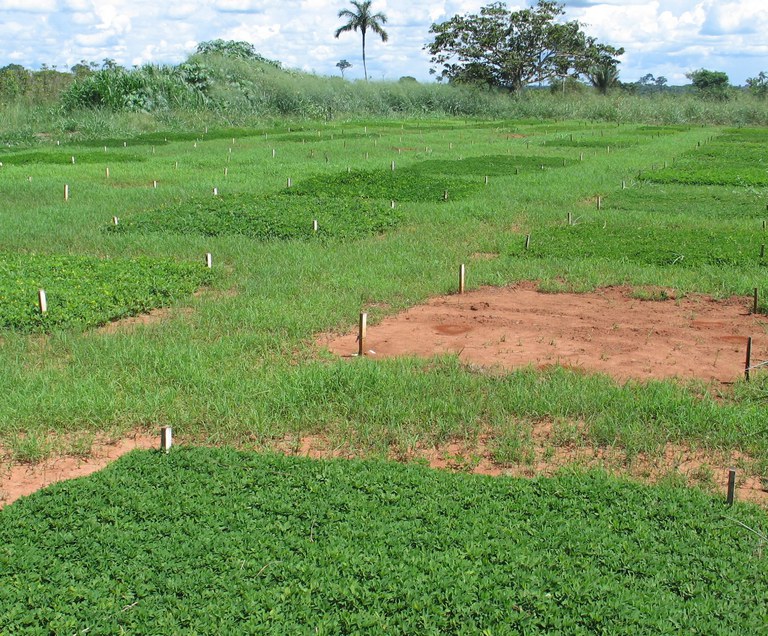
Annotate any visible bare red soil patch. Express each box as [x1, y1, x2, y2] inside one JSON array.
[[320, 282, 768, 384], [0, 432, 156, 509]]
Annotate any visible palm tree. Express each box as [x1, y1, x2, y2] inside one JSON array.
[[334, 1, 388, 81], [587, 61, 620, 95]]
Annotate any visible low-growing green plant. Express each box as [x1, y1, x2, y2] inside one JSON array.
[[0, 449, 765, 633], [108, 193, 402, 240], [285, 168, 482, 202], [0, 252, 212, 332]]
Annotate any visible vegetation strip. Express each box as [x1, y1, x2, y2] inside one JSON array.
[[0, 448, 765, 633]]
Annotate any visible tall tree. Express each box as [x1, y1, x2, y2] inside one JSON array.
[[686, 68, 730, 100], [426, 1, 622, 93], [334, 1, 388, 81]]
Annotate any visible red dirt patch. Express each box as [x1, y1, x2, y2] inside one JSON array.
[[320, 283, 768, 384], [0, 432, 156, 509]]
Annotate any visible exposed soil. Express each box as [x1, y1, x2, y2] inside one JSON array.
[[320, 282, 768, 385], [4, 284, 768, 509], [0, 432, 157, 509]]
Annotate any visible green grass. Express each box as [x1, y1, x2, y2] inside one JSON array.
[[1, 449, 765, 634]]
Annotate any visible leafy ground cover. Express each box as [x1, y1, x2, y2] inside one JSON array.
[[0, 150, 145, 165], [285, 168, 483, 202], [507, 222, 767, 269], [641, 129, 768, 186], [1, 449, 765, 634], [410, 154, 575, 176], [0, 252, 211, 332], [107, 193, 402, 240]]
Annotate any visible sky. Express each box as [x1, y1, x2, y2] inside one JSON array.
[[0, 0, 766, 86]]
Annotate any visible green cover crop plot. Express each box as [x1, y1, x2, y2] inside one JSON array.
[[285, 168, 482, 202], [1, 449, 766, 634], [108, 193, 402, 240], [0, 150, 144, 165], [507, 223, 767, 269], [0, 253, 211, 332], [641, 128, 768, 187], [410, 154, 574, 176]]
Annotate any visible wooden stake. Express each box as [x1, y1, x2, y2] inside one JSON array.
[[205, 253, 212, 268], [745, 336, 753, 382], [459, 264, 465, 294], [160, 426, 173, 453], [38, 289, 47, 314], [71, 156, 75, 164], [312, 219, 318, 232], [272, 148, 276, 158], [525, 234, 531, 250], [213, 187, 218, 196], [174, 161, 178, 170], [484, 175, 489, 185], [567, 212, 572, 226], [358, 312, 367, 357], [112, 216, 119, 225], [726, 468, 736, 505], [390, 200, 396, 209], [754, 288, 759, 314], [443, 190, 449, 201], [579, 152, 584, 161], [622, 180, 626, 190], [391, 161, 396, 171], [153, 180, 158, 189], [64, 184, 69, 201], [105, 167, 110, 178], [597, 196, 602, 210]]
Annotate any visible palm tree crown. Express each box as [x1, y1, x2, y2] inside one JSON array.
[[334, 1, 388, 81]]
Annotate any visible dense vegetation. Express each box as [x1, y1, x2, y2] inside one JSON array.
[[1, 449, 765, 633]]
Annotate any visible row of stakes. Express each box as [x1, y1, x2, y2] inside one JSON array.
[[153, 423, 743, 504]]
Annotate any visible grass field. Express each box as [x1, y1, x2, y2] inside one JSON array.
[[1, 118, 767, 631]]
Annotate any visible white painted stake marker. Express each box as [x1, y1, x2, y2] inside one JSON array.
[[205, 253, 212, 268], [64, 184, 69, 201], [160, 426, 172, 453], [38, 289, 47, 313]]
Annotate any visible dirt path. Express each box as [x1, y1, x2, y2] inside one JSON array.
[[321, 283, 768, 384]]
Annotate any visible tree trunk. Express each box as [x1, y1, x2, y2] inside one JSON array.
[[361, 29, 368, 81]]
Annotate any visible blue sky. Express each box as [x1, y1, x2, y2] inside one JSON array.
[[0, 1, 766, 85]]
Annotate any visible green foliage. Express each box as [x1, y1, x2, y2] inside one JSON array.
[[508, 222, 766, 268], [0, 253, 211, 333], [411, 154, 574, 176], [642, 129, 768, 186], [285, 168, 482, 201], [0, 449, 765, 633], [426, 1, 623, 92], [108, 194, 402, 240], [746, 71, 768, 99], [195, 40, 281, 67], [686, 69, 730, 101], [0, 149, 144, 165]]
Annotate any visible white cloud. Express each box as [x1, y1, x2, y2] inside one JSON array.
[[0, 0, 764, 84]]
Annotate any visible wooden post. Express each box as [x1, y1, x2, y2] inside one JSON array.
[[745, 336, 753, 382], [726, 468, 736, 505], [105, 167, 110, 178], [579, 152, 584, 161], [358, 312, 367, 357], [622, 180, 626, 190], [312, 219, 318, 233], [390, 200, 396, 209], [38, 289, 47, 314], [64, 184, 69, 201], [443, 190, 449, 201], [160, 426, 173, 453], [597, 196, 602, 210], [459, 264, 465, 294], [391, 160, 396, 171], [567, 212, 572, 226], [272, 148, 276, 158], [174, 161, 178, 170], [213, 187, 218, 196], [525, 234, 531, 250], [754, 288, 759, 314], [224, 167, 228, 177], [484, 175, 489, 185], [761, 244, 765, 259], [71, 156, 75, 164], [112, 216, 119, 225], [205, 253, 212, 268], [153, 180, 158, 189], [286, 177, 292, 188]]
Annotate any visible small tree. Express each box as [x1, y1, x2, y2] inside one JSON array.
[[586, 60, 620, 94], [746, 71, 768, 99], [334, 1, 388, 82], [336, 59, 352, 79], [686, 68, 730, 100]]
